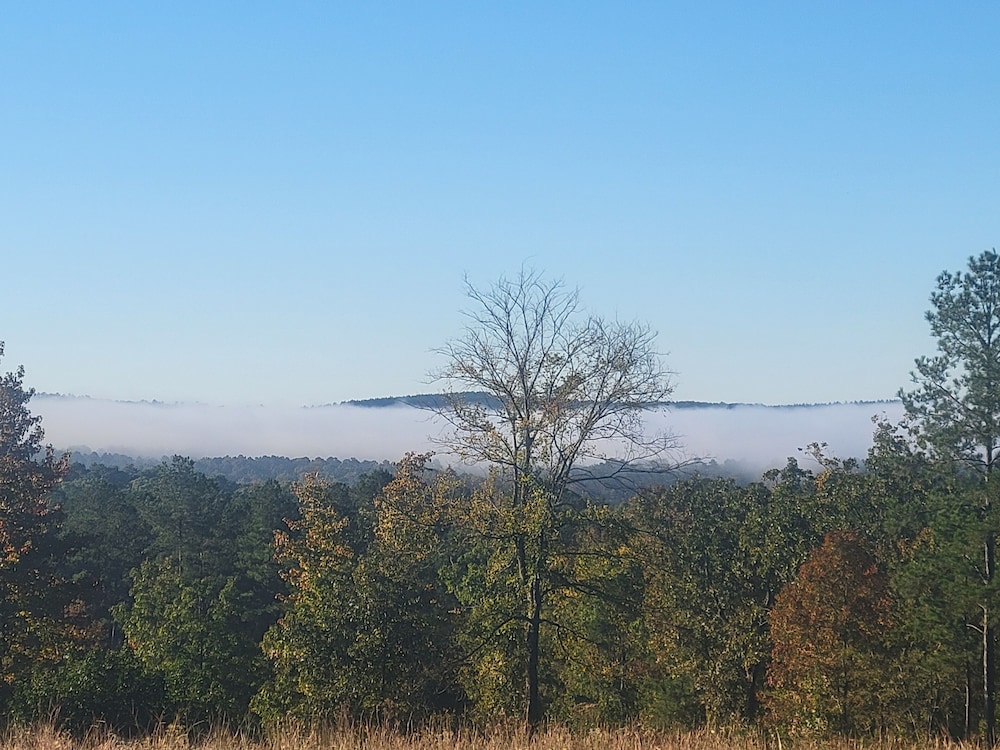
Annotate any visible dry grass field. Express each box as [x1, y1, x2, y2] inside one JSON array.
[[0, 724, 981, 750]]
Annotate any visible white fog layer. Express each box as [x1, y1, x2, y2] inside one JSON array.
[[32, 395, 905, 473]]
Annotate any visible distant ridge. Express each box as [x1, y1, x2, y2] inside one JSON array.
[[334, 392, 900, 410], [37, 391, 900, 411]]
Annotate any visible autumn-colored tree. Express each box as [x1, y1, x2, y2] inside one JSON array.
[[0, 342, 70, 709], [767, 530, 894, 736], [625, 470, 823, 729]]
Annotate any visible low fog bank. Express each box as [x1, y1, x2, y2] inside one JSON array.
[[35, 397, 449, 462], [33, 395, 904, 474], [657, 401, 905, 472]]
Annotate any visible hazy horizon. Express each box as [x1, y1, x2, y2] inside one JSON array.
[[33, 393, 905, 475]]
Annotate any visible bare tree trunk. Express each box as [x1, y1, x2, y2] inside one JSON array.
[[525, 522, 548, 730], [986, 532, 997, 746], [967, 658, 973, 739], [986, 613, 996, 747], [526, 572, 543, 730]]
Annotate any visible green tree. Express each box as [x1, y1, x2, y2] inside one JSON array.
[[129, 457, 233, 578], [255, 476, 359, 723], [433, 270, 674, 727], [119, 557, 259, 722], [542, 503, 645, 727], [0, 342, 70, 709], [864, 420, 977, 737], [890, 491, 985, 737], [899, 250, 1000, 744], [117, 458, 270, 722], [226, 479, 299, 646], [10, 464, 156, 729], [366, 455, 465, 715], [52, 464, 149, 647], [441, 475, 645, 727], [255, 466, 459, 724], [627, 476, 791, 727]]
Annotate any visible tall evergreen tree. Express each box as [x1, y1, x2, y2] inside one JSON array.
[[899, 250, 1000, 745], [0, 342, 70, 710]]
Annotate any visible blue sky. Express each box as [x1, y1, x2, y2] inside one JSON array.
[[3, 2, 998, 408]]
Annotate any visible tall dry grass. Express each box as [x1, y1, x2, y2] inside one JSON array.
[[0, 723, 982, 750]]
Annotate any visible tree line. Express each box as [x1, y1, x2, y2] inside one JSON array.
[[3, 257, 1000, 742], [69, 451, 396, 486]]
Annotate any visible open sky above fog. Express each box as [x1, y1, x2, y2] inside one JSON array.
[[3, 3, 998, 408]]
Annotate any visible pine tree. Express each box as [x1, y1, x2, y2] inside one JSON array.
[[0, 342, 70, 707]]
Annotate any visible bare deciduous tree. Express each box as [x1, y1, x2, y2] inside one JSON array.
[[432, 269, 676, 727], [434, 269, 676, 494]]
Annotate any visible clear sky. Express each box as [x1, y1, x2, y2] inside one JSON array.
[[3, 3, 998, 408]]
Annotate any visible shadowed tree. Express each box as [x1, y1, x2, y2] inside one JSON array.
[[0, 342, 70, 709]]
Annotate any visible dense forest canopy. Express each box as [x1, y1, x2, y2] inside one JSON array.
[[3, 258, 1000, 742]]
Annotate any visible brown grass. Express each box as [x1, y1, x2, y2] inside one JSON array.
[[0, 723, 982, 750]]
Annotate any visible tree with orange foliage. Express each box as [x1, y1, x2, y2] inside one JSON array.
[[767, 530, 894, 736]]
